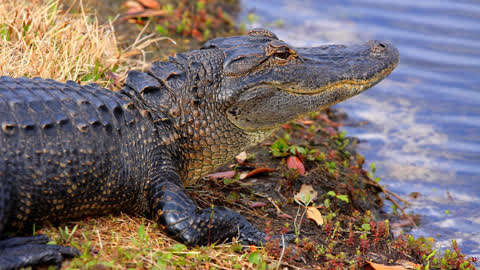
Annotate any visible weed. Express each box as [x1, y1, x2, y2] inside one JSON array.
[[326, 190, 350, 204], [56, 224, 78, 245]]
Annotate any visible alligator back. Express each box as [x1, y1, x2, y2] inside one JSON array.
[[0, 77, 151, 232]]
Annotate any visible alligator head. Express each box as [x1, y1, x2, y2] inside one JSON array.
[[125, 28, 399, 182], [203, 28, 399, 132]]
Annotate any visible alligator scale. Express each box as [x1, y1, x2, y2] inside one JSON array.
[[0, 29, 399, 269]]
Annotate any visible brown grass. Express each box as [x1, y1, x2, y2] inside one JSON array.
[[0, 0, 167, 88], [42, 214, 271, 269]]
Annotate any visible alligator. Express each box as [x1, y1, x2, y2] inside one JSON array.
[[0, 29, 399, 269]]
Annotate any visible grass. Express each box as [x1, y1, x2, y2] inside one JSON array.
[[0, 0, 164, 88], [42, 214, 271, 269]]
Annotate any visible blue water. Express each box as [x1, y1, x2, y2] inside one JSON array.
[[240, 0, 480, 257]]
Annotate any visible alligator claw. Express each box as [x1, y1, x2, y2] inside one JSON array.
[[0, 235, 80, 270]]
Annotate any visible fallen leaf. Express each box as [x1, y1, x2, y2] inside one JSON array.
[[192, 29, 203, 41], [298, 119, 314, 125], [137, 0, 160, 9], [294, 184, 318, 206], [280, 123, 290, 130], [306, 206, 323, 226], [245, 167, 275, 179], [235, 151, 247, 164], [123, 0, 144, 13], [238, 172, 249, 180], [287, 156, 305, 175], [206, 170, 235, 179], [249, 202, 267, 208], [122, 9, 166, 20], [366, 261, 407, 270], [278, 213, 293, 219], [395, 260, 422, 270]]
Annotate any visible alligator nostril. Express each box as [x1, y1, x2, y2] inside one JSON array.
[[369, 41, 388, 56]]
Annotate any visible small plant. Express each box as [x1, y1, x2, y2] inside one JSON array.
[[56, 224, 78, 245], [335, 130, 350, 151], [368, 162, 381, 182], [326, 191, 349, 204], [270, 137, 289, 157], [324, 161, 337, 175], [249, 251, 267, 270]]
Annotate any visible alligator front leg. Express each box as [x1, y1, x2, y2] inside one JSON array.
[[148, 177, 269, 246], [0, 235, 80, 270]]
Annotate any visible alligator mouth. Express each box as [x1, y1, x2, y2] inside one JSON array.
[[283, 61, 399, 96]]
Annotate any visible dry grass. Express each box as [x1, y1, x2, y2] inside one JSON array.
[[43, 214, 278, 269], [0, 0, 165, 88], [0, 1, 275, 269]]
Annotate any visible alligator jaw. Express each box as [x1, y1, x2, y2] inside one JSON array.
[[283, 62, 398, 96], [280, 40, 399, 96]]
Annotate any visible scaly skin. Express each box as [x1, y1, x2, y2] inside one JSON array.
[[0, 29, 399, 269]]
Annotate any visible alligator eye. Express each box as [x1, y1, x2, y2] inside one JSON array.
[[273, 51, 290, 61]]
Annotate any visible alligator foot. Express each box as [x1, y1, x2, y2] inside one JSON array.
[[0, 235, 80, 270], [149, 179, 294, 246]]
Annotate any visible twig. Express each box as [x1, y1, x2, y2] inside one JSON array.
[[95, 229, 103, 250], [293, 205, 308, 239], [276, 234, 285, 270], [276, 184, 288, 201], [364, 178, 416, 227], [266, 196, 290, 217], [365, 178, 408, 205]]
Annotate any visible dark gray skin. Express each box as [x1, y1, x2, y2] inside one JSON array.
[[0, 29, 399, 269]]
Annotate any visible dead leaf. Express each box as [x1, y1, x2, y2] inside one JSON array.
[[235, 151, 247, 164], [280, 123, 291, 130], [122, 9, 166, 20], [238, 172, 249, 180], [137, 0, 160, 9], [395, 260, 422, 270], [294, 184, 318, 206], [366, 261, 408, 270], [206, 170, 235, 179], [191, 29, 203, 41], [287, 156, 305, 175], [306, 206, 323, 226], [123, 0, 144, 13], [245, 167, 275, 179], [249, 202, 267, 208], [298, 119, 314, 125], [278, 213, 293, 219]]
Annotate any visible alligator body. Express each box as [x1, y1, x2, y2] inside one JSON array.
[[0, 29, 399, 269]]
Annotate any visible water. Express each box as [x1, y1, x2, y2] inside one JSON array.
[[240, 0, 480, 256]]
